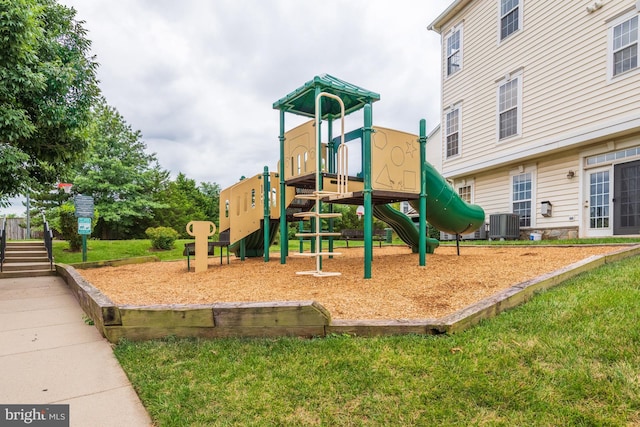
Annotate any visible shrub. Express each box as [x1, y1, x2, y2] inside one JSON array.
[[428, 223, 441, 240], [59, 204, 83, 251], [47, 202, 100, 252], [146, 226, 179, 250]]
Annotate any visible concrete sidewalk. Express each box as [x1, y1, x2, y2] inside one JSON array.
[[0, 275, 152, 426]]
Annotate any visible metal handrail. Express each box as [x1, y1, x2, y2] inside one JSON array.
[[42, 214, 54, 270], [315, 91, 348, 195], [295, 92, 346, 278], [0, 216, 6, 272]]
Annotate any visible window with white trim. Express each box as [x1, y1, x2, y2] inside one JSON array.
[[497, 73, 521, 140], [446, 25, 462, 76], [500, 0, 521, 41], [512, 172, 532, 227], [458, 185, 471, 203], [586, 145, 640, 166], [445, 106, 460, 158], [611, 14, 638, 78]]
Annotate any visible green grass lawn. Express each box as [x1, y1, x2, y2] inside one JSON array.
[[111, 254, 640, 426], [52, 239, 189, 264]]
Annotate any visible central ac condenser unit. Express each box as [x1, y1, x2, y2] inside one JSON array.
[[489, 213, 520, 240], [440, 224, 488, 241]]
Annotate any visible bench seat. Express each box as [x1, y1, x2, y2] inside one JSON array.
[[340, 229, 386, 248]]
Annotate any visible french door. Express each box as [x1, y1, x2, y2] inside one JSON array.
[[585, 167, 611, 237]]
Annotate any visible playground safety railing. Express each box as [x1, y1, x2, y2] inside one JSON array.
[[42, 214, 54, 270]]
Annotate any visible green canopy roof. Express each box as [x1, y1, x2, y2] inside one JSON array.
[[272, 74, 380, 119]]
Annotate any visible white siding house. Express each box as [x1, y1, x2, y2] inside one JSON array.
[[426, 124, 443, 173], [429, 0, 640, 238]]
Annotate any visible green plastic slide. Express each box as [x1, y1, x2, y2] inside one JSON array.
[[373, 161, 485, 252], [229, 219, 279, 257], [411, 161, 485, 235], [372, 204, 439, 253]]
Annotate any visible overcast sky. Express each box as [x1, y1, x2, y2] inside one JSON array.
[[2, 0, 451, 216]]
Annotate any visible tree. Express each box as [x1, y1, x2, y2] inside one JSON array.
[[198, 181, 221, 224], [151, 173, 220, 237], [0, 145, 30, 207], [71, 100, 168, 239], [0, 0, 99, 203]]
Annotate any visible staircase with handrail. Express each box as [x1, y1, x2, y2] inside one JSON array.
[[0, 215, 56, 278]]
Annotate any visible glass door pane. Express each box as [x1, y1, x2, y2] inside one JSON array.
[[589, 170, 610, 229]]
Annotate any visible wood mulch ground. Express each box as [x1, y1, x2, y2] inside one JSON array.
[[79, 245, 627, 320]]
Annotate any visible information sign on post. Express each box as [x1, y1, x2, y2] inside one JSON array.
[[78, 217, 92, 235], [74, 194, 95, 262], [74, 195, 95, 218]]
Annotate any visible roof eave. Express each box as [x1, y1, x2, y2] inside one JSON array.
[[427, 0, 474, 33]]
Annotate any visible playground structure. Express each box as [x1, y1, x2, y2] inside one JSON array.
[[218, 74, 485, 278]]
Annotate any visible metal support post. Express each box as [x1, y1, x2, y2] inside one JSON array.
[[278, 110, 288, 263], [82, 235, 87, 262], [327, 118, 335, 258], [263, 166, 270, 262], [419, 119, 428, 266], [315, 86, 323, 270], [363, 103, 373, 279]]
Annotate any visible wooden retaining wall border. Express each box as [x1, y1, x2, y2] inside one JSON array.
[[56, 264, 331, 342], [438, 245, 640, 333], [56, 245, 640, 342], [326, 319, 446, 336], [103, 301, 331, 342], [56, 264, 121, 333]]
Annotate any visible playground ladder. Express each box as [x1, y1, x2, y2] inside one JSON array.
[[295, 92, 348, 277]]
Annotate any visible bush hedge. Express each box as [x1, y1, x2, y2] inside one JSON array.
[[146, 226, 179, 250]]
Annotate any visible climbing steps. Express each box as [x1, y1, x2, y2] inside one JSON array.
[[292, 91, 348, 277]]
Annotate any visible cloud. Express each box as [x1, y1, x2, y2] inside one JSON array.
[[61, 0, 450, 190]]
